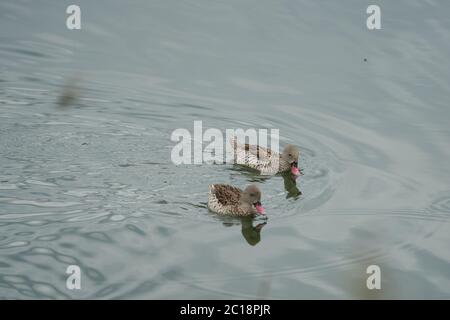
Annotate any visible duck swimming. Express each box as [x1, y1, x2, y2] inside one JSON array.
[[230, 136, 301, 176], [208, 184, 265, 217]]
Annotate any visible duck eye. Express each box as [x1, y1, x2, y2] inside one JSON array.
[[250, 193, 255, 197], [288, 153, 292, 157]]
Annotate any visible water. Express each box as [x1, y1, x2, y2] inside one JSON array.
[[1, 0, 449, 299]]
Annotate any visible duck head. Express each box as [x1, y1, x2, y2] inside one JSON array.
[[242, 185, 265, 215], [282, 145, 301, 176]]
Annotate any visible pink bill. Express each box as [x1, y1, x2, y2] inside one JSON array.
[[291, 166, 300, 176], [255, 203, 265, 215]]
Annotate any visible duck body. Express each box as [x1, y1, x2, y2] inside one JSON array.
[[208, 184, 265, 217], [230, 137, 300, 176]]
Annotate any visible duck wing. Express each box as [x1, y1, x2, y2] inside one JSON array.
[[242, 143, 273, 159], [212, 184, 242, 206], [231, 136, 278, 159]]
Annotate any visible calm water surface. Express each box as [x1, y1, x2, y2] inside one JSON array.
[[1, 0, 450, 299]]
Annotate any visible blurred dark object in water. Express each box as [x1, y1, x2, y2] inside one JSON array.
[[57, 77, 81, 108]]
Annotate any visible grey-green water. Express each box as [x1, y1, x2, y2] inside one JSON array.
[[1, 0, 449, 299]]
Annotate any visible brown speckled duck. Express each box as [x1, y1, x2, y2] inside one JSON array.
[[230, 136, 301, 176], [208, 184, 265, 217]]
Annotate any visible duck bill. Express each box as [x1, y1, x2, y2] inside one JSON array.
[[291, 162, 301, 176], [255, 202, 265, 215]]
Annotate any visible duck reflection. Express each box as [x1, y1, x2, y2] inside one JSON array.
[[221, 216, 267, 246], [241, 217, 267, 246], [228, 165, 271, 183], [229, 165, 302, 199], [282, 172, 302, 199]]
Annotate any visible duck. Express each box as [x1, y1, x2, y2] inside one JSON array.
[[230, 136, 301, 176], [208, 184, 265, 217]]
